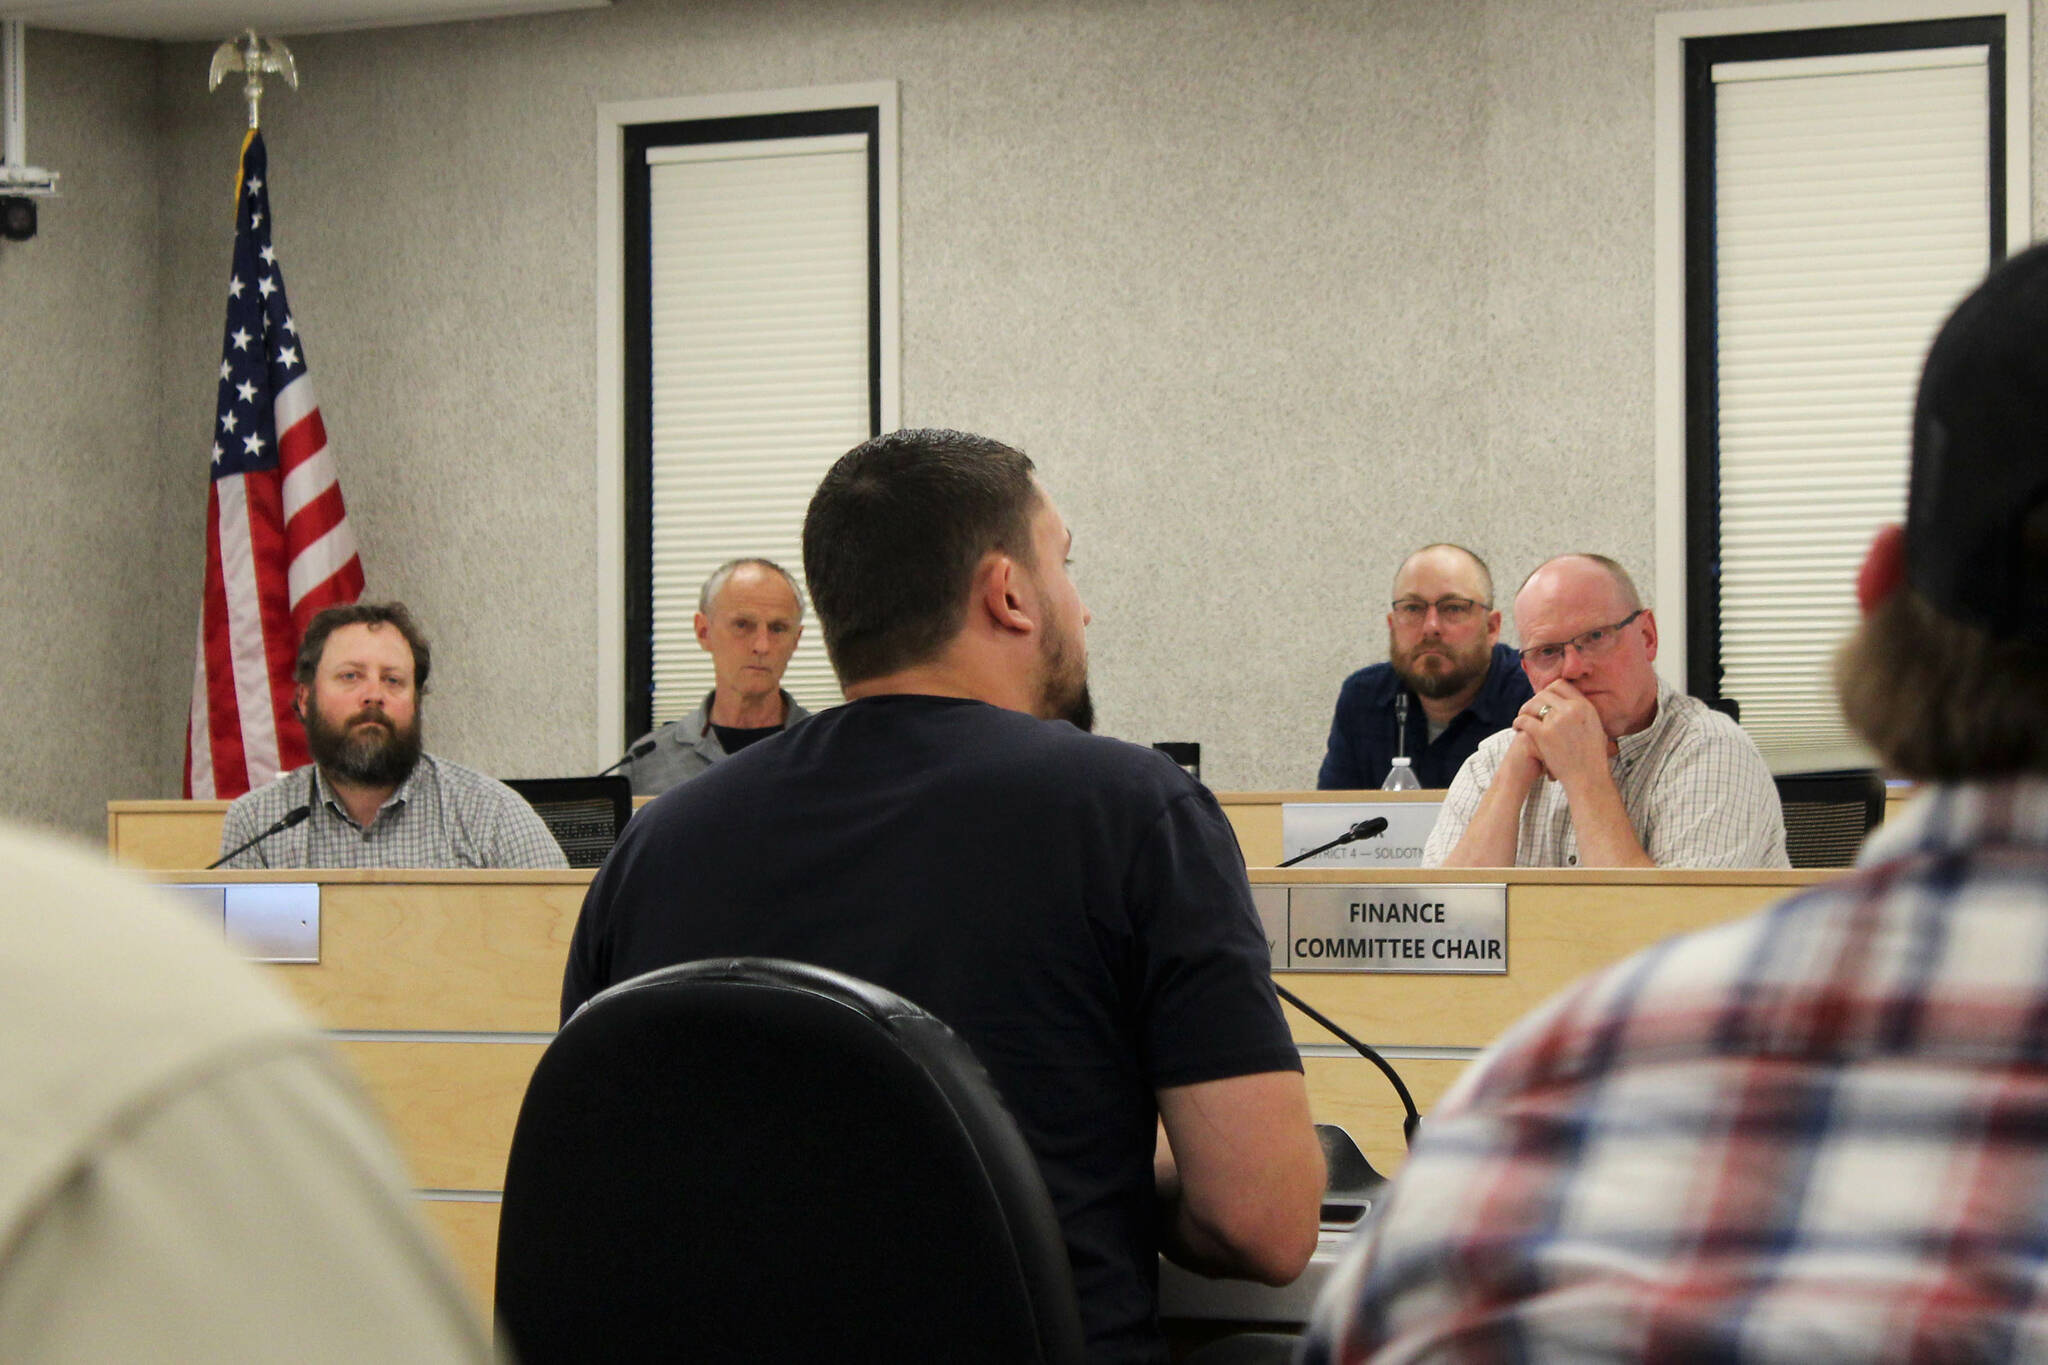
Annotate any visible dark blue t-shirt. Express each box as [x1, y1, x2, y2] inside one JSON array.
[[563, 695, 1301, 1364], [1315, 642, 1532, 790]]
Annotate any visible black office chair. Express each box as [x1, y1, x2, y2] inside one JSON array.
[[1772, 769, 1886, 868], [503, 775, 631, 868], [495, 957, 1086, 1365]]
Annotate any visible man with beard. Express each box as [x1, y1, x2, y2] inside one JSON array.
[[217, 602, 566, 869], [1317, 544, 1531, 789], [563, 429, 1323, 1365], [1423, 554, 1784, 868]]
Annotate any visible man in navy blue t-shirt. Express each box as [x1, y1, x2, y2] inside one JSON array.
[[1317, 543, 1531, 790], [565, 429, 1323, 1364]]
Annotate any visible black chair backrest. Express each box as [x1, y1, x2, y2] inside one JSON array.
[[495, 957, 1086, 1365], [503, 776, 630, 868], [1772, 769, 1886, 869]]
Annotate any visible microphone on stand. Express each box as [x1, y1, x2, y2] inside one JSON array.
[[1277, 816, 1387, 868], [207, 804, 312, 870], [1269, 813, 1418, 1201], [595, 737, 657, 779]]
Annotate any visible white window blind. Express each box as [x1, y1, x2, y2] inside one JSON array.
[[1713, 47, 1990, 769], [646, 134, 870, 723]]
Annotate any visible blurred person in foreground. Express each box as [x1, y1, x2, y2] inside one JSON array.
[[0, 823, 494, 1360], [1303, 244, 2048, 1361]]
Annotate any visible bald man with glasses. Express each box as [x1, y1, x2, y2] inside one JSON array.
[[1423, 554, 1787, 868]]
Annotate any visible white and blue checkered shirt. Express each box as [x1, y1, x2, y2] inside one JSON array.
[[218, 754, 567, 869], [1423, 679, 1789, 868]]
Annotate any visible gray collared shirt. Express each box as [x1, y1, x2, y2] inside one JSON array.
[[218, 755, 568, 869], [623, 690, 813, 796], [1423, 679, 1790, 868]]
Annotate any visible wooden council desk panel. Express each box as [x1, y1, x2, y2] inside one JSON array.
[[115, 790, 1910, 873], [109, 797, 658, 871], [144, 865, 1836, 1314], [1259, 867, 1832, 1049], [147, 869, 587, 1316], [109, 800, 229, 869]]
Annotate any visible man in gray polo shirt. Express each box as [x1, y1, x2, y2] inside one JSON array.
[[622, 558, 812, 795], [217, 601, 564, 869]]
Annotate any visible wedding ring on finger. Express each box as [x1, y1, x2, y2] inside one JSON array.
[[1536, 704, 1554, 721]]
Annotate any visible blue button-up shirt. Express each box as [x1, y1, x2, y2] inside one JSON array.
[[1315, 642, 1532, 790]]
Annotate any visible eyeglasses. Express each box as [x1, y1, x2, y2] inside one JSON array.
[[1519, 609, 1645, 672], [1390, 596, 1487, 626]]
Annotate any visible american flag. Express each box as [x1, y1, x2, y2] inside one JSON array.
[[184, 131, 364, 799]]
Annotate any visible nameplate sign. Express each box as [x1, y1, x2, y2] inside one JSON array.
[[1264, 884, 1506, 973], [166, 882, 320, 963], [1281, 801, 1442, 869]]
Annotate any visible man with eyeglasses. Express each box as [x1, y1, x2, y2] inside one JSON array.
[[1421, 553, 1785, 868], [1317, 544, 1532, 790], [1301, 240, 2048, 1365]]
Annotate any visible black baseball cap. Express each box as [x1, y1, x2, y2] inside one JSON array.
[[1907, 241, 2048, 645]]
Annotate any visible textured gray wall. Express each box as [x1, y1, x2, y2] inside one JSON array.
[[0, 32, 166, 839], [3, 0, 2035, 837]]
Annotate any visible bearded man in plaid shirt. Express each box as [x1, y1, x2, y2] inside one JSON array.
[[1301, 244, 2048, 1363]]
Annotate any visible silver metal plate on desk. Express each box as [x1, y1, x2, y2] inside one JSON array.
[[166, 882, 320, 963], [1269, 884, 1506, 974], [1281, 800, 1442, 868]]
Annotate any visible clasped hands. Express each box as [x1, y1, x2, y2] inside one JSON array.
[[1504, 681, 1617, 787]]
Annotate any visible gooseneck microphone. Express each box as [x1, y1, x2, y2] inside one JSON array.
[[207, 804, 312, 870], [595, 737, 657, 778], [1272, 980, 1421, 1147], [1277, 816, 1388, 868]]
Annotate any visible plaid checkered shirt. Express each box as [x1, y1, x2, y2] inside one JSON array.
[[1423, 679, 1789, 868], [219, 754, 567, 869], [1304, 778, 2048, 1363]]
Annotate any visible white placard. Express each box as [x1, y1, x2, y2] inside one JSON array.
[[1281, 801, 1442, 868]]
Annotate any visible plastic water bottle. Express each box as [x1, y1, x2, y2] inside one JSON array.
[[1382, 756, 1421, 791]]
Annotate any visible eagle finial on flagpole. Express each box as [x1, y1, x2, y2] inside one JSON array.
[[208, 29, 297, 130]]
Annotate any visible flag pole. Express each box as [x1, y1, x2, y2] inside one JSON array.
[[186, 33, 362, 799]]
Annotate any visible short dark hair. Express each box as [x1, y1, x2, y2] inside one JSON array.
[[294, 601, 432, 696], [802, 429, 1040, 686], [1837, 581, 2048, 780]]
